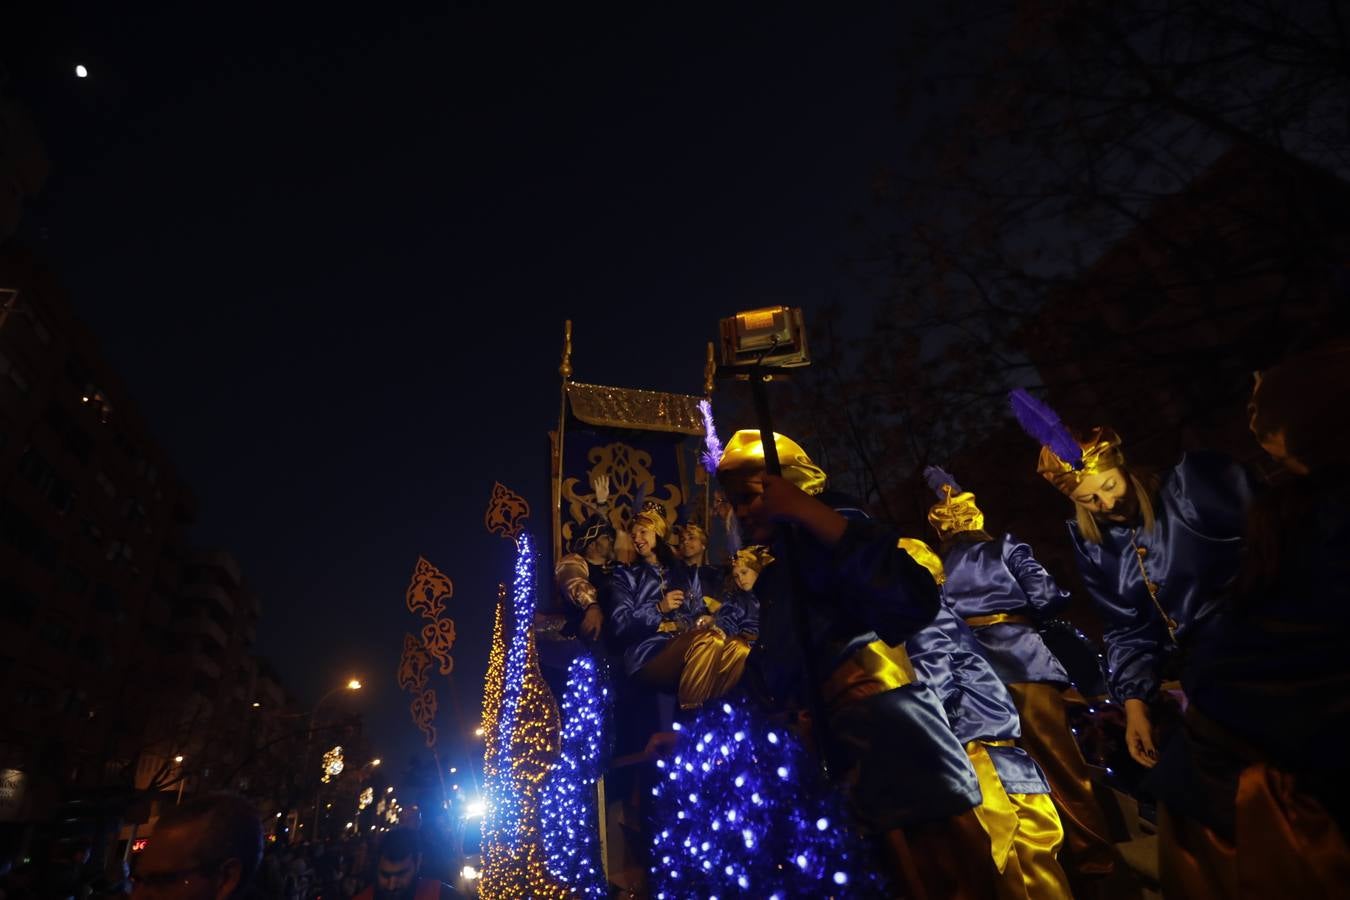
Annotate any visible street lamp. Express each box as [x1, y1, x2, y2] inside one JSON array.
[[347, 679, 363, 691]]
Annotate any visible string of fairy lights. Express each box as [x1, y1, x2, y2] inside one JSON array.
[[538, 654, 610, 896], [478, 532, 568, 899], [647, 701, 885, 898]]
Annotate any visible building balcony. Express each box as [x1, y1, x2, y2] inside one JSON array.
[[189, 551, 242, 589], [172, 613, 228, 651], [185, 650, 221, 681], [180, 582, 234, 619]]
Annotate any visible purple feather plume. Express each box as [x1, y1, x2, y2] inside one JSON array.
[[697, 399, 723, 474], [1008, 388, 1083, 469], [923, 465, 962, 498]]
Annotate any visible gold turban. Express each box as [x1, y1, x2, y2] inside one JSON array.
[[1037, 426, 1125, 495], [716, 430, 827, 496], [731, 545, 775, 573], [927, 484, 986, 540], [631, 501, 669, 540], [897, 537, 945, 586]]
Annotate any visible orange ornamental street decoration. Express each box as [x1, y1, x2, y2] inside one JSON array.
[[400, 553, 457, 749], [484, 481, 531, 539]]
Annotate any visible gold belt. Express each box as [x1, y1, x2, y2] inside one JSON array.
[[964, 612, 1034, 628]]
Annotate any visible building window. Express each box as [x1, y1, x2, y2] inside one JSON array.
[[58, 564, 89, 597], [0, 579, 40, 626], [0, 350, 31, 395], [37, 620, 71, 650]]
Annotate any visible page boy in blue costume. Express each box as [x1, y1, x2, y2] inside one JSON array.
[[900, 537, 1072, 900], [716, 429, 1005, 898], [1009, 389, 1255, 770], [924, 466, 1116, 880]]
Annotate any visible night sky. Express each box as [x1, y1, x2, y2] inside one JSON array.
[[4, 5, 906, 772]]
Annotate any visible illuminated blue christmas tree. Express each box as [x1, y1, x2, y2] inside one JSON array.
[[538, 653, 611, 897], [647, 701, 886, 898]]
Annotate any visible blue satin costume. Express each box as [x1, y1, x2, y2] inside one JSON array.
[[908, 605, 1052, 794], [610, 561, 705, 676], [1068, 452, 1255, 701], [940, 535, 1070, 685], [711, 586, 758, 637]]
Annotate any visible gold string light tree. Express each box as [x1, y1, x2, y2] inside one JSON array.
[[478, 484, 568, 899]]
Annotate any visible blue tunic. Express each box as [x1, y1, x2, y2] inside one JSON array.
[[1068, 452, 1254, 702], [609, 561, 704, 676], [908, 605, 1051, 794], [712, 586, 759, 637], [940, 535, 1070, 686]]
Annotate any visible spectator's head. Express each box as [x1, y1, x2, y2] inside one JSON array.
[[373, 830, 422, 900], [132, 794, 262, 900], [1249, 341, 1350, 476]]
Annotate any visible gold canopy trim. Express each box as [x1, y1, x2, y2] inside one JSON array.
[[566, 381, 706, 434]]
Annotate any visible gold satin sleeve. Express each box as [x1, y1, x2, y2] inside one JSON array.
[[821, 640, 916, 710]]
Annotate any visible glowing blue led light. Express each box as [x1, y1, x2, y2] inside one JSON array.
[[723, 703, 733, 714], [796, 854, 808, 870], [816, 817, 829, 831], [767, 731, 779, 744], [833, 872, 847, 885], [734, 731, 745, 741], [776, 766, 789, 779], [734, 775, 745, 787], [673, 722, 682, 730], [724, 865, 735, 876], [738, 875, 750, 889]]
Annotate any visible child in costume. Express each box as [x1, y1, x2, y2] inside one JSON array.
[[901, 537, 1073, 900], [1010, 389, 1255, 769], [925, 466, 1116, 880]]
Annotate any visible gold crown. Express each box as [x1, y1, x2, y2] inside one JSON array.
[[716, 430, 827, 496], [927, 484, 985, 539], [631, 500, 669, 539], [730, 545, 775, 573], [1036, 427, 1125, 495], [680, 522, 708, 543]]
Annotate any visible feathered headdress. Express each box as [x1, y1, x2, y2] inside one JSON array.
[[922, 465, 985, 539], [697, 399, 723, 475], [1008, 389, 1083, 470], [1007, 389, 1125, 494], [923, 465, 962, 497]]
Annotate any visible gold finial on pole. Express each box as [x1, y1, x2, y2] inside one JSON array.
[[560, 320, 574, 381], [703, 341, 717, 395]]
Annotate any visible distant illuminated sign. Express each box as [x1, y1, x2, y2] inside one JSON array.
[[0, 769, 27, 821], [131, 839, 148, 853]]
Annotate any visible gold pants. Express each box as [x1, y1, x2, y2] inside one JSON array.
[[636, 628, 751, 709], [1006, 681, 1117, 877], [967, 741, 1072, 900], [1160, 762, 1350, 899]]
